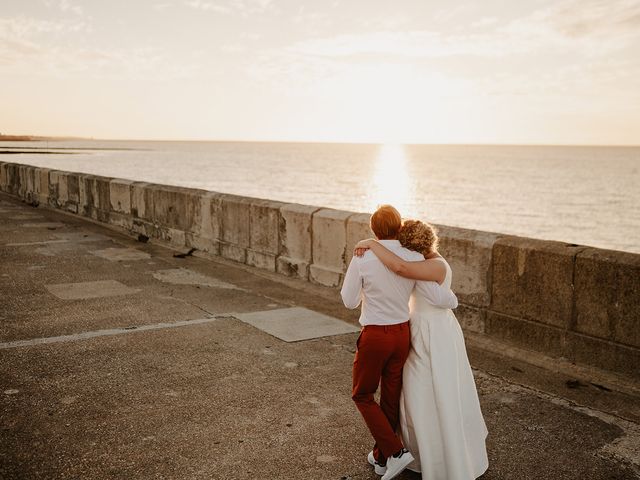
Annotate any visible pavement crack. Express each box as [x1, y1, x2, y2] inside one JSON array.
[[158, 293, 216, 317]]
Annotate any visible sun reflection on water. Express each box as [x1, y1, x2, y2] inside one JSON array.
[[367, 144, 413, 215]]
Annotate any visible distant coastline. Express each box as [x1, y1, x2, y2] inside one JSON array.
[[0, 134, 82, 142]]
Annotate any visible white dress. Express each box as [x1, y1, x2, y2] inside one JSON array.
[[399, 257, 489, 479]]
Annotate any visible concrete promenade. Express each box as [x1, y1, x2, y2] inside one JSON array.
[[1, 194, 639, 479]]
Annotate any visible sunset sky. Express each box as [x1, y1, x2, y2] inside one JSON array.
[[1, 0, 639, 144]]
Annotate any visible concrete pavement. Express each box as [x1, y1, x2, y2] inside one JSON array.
[[1, 193, 639, 479]]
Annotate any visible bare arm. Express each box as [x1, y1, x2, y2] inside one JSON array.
[[355, 239, 447, 283]]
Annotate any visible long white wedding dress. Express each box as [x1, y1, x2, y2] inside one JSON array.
[[399, 257, 489, 479]]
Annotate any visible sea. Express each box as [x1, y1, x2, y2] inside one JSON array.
[[1, 140, 639, 254]]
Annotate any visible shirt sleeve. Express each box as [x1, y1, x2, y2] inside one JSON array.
[[340, 257, 363, 309], [415, 281, 459, 310]]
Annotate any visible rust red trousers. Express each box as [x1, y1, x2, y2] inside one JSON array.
[[352, 321, 411, 461]]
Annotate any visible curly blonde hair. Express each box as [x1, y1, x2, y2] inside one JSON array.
[[398, 219, 439, 256]]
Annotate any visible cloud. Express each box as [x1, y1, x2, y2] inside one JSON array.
[[184, 0, 272, 15], [534, 0, 640, 38], [0, 16, 199, 80], [286, 0, 640, 61], [43, 0, 84, 16], [0, 16, 90, 65]]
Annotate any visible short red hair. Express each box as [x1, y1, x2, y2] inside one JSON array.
[[370, 205, 402, 240]]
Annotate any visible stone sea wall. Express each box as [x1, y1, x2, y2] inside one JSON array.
[[1, 161, 638, 380]]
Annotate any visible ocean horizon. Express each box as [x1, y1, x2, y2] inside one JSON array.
[[1, 139, 639, 254]]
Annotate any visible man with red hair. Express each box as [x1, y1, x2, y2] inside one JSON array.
[[341, 205, 458, 480]]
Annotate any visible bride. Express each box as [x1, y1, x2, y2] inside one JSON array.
[[355, 220, 489, 480]]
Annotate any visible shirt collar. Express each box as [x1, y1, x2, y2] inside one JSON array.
[[378, 239, 401, 247]]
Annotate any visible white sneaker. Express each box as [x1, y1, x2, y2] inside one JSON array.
[[381, 448, 414, 480], [367, 451, 387, 476]]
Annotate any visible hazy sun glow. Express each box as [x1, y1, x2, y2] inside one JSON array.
[[368, 144, 413, 213], [1, 0, 639, 144]]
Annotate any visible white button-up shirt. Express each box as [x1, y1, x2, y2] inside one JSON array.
[[340, 240, 458, 326]]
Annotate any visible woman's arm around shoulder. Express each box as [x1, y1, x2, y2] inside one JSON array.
[[354, 239, 447, 283]]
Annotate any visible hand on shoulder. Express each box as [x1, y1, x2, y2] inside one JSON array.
[[354, 238, 376, 257]]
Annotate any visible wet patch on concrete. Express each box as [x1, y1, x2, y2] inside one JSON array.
[[45, 280, 140, 300], [90, 248, 151, 262], [234, 307, 360, 342], [151, 268, 241, 290], [35, 242, 84, 256], [7, 232, 111, 248], [8, 214, 43, 220], [54, 232, 111, 243]]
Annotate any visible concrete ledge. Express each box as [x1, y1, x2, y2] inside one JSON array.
[[250, 199, 285, 258], [79, 174, 112, 221], [109, 179, 133, 214], [345, 213, 372, 265], [574, 248, 640, 348], [148, 185, 203, 232], [310, 209, 353, 287], [456, 304, 486, 334], [568, 331, 640, 379], [437, 225, 502, 308], [130, 181, 153, 220], [0, 160, 637, 380], [486, 311, 568, 358], [278, 204, 318, 280], [491, 236, 582, 329], [219, 194, 251, 260]]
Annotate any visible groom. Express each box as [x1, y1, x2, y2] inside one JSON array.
[[340, 205, 457, 480]]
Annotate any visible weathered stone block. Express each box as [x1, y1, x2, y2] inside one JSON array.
[[130, 182, 153, 220], [220, 194, 251, 253], [109, 179, 133, 214], [485, 311, 567, 358], [185, 233, 220, 256], [491, 236, 581, 329], [567, 331, 640, 380], [437, 225, 502, 307], [277, 204, 318, 280], [192, 191, 222, 240], [221, 243, 247, 263], [310, 208, 353, 287], [144, 223, 186, 248], [149, 185, 190, 231], [22, 166, 39, 204], [455, 304, 485, 334], [48, 171, 68, 208], [108, 212, 133, 230], [67, 173, 79, 205], [247, 250, 277, 271], [0, 162, 7, 191], [250, 199, 285, 255], [574, 248, 640, 348], [79, 175, 96, 218], [37, 168, 50, 205], [16, 165, 27, 200], [79, 175, 111, 220], [94, 176, 111, 216], [4, 163, 18, 195], [345, 213, 373, 265]]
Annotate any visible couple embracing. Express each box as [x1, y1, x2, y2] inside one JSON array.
[[341, 205, 488, 480]]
